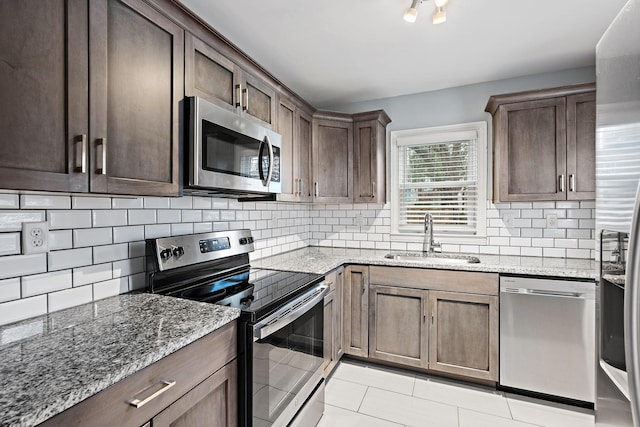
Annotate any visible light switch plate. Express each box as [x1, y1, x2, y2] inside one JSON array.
[[503, 213, 515, 228], [546, 214, 558, 229], [22, 221, 49, 255]]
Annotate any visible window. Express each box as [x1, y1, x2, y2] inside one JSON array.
[[391, 122, 487, 240]]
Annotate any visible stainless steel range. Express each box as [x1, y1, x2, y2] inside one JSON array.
[[145, 229, 327, 427]]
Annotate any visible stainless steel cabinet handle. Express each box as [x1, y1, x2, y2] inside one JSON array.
[[129, 380, 176, 408], [242, 88, 249, 112], [314, 182, 319, 197], [96, 138, 106, 175], [371, 180, 376, 198], [559, 174, 566, 192], [235, 84, 242, 108], [569, 174, 576, 192], [74, 134, 87, 173]]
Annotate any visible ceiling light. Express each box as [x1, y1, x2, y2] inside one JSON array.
[[432, 6, 446, 24], [403, 0, 421, 23]]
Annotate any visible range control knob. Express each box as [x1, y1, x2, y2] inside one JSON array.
[[172, 246, 185, 257], [160, 248, 172, 261]]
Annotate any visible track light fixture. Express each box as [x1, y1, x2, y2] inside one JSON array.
[[403, 0, 449, 24]]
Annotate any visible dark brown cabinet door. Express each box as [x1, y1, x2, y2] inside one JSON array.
[[343, 266, 369, 357], [495, 98, 567, 201], [152, 360, 238, 427], [428, 291, 498, 381], [0, 0, 89, 192], [297, 110, 313, 202], [567, 92, 596, 200], [89, 0, 182, 196], [185, 33, 240, 113], [323, 289, 336, 375], [353, 112, 390, 204], [241, 73, 276, 128], [277, 97, 297, 201], [312, 115, 353, 203], [369, 285, 428, 368]]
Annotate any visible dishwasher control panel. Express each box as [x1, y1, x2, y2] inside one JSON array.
[[500, 276, 595, 299]]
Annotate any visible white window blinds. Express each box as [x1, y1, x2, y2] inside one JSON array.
[[397, 130, 480, 235]]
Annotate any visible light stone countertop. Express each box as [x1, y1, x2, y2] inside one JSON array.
[[253, 246, 597, 280], [0, 293, 240, 427]]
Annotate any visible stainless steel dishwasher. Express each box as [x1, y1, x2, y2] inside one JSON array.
[[500, 276, 596, 403]]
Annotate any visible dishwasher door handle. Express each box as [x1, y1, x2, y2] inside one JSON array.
[[502, 288, 584, 299]]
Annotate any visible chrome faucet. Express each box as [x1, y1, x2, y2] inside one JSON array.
[[423, 212, 441, 254]]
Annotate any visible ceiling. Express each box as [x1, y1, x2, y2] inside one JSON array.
[[180, 0, 628, 108]]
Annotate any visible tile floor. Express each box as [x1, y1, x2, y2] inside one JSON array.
[[317, 360, 594, 427]]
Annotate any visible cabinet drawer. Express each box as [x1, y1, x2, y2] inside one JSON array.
[[41, 321, 237, 427], [370, 266, 498, 295]]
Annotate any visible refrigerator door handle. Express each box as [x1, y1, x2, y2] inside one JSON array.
[[625, 182, 640, 426]]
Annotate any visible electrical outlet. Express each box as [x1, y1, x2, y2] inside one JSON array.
[[22, 221, 49, 254], [355, 213, 364, 227], [546, 214, 558, 229]]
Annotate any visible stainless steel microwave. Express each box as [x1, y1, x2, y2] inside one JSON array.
[[186, 96, 281, 198]]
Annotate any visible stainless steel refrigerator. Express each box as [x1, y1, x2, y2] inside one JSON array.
[[595, 0, 640, 425]]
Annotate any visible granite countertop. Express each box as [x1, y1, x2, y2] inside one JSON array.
[[253, 246, 597, 280], [0, 293, 240, 427]]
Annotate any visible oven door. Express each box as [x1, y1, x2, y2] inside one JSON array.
[[251, 284, 327, 427], [188, 96, 281, 194]]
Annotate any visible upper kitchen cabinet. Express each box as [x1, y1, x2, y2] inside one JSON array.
[[89, 0, 183, 196], [312, 110, 391, 204], [353, 111, 391, 204], [312, 112, 354, 203], [0, 0, 89, 193], [0, 0, 182, 196], [276, 96, 313, 202], [185, 33, 276, 129], [486, 83, 595, 202]]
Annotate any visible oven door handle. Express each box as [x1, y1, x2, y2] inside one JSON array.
[[254, 283, 328, 341]]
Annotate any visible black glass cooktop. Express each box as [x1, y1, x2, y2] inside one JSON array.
[[174, 267, 324, 322]]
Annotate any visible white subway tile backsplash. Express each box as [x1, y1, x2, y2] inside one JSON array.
[[171, 223, 194, 236], [532, 202, 556, 209], [567, 209, 592, 219], [500, 246, 521, 256], [48, 286, 92, 312], [521, 247, 543, 257], [49, 210, 92, 230], [92, 210, 128, 227], [129, 241, 146, 258], [192, 197, 212, 209], [0, 233, 20, 256], [128, 209, 156, 225], [144, 197, 171, 209], [521, 209, 543, 218], [72, 196, 111, 209], [543, 229, 566, 238], [0, 295, 47, 325], [521, 228, 543, 238], [212, 199, 228, 209], [557, 201, 580, 209], [48, 248, 92, 271], [0, 210, 46, 231], [0, 194, 19, 209], [0, 278, 20, 303], [182, 210, 202, 222], [543, 248, 567, 258], [93, 277, 129, 300], [157, 209, 181, 223], [170, 196, 192, 209], [113, 226, 145, 243], [93, 243, 128, 264], [202, 210, 220, 221], [21, 270, 72, 297], [113, 257, 144, 278], [0, 254, 47, 279], [194, 222, 213, 233], [555, 239, 579, 249], [220, 210, 235, 221], [568, 248, 592, 258], [112, 198, 144, 209], [20, 194, 70, 210], [49, 230, 73, 250], [129, 272, 146, 291], [558, 219, 580, 229], [531, 238, 554, 248], [73, 263, 112, 287], [73, 227, 112, 248]]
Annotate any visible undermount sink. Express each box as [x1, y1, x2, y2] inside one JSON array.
[[384, 252, 481, 264]]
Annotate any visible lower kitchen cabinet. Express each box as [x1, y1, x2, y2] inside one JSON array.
[[428, 291, 499, 381], [323, 268, 344, 377], [40, 321, 237, 427], [343, 265, 369, 357], [151, 359, 237, 427], [368, 285, 428, 368]]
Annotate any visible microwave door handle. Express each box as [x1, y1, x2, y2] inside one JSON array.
[[626, 183, 640, 425], [258, 137, 266, 184], [264, 135, 274, 188]]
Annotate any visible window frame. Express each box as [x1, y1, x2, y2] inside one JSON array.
[[390, 121, 488, 243]]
